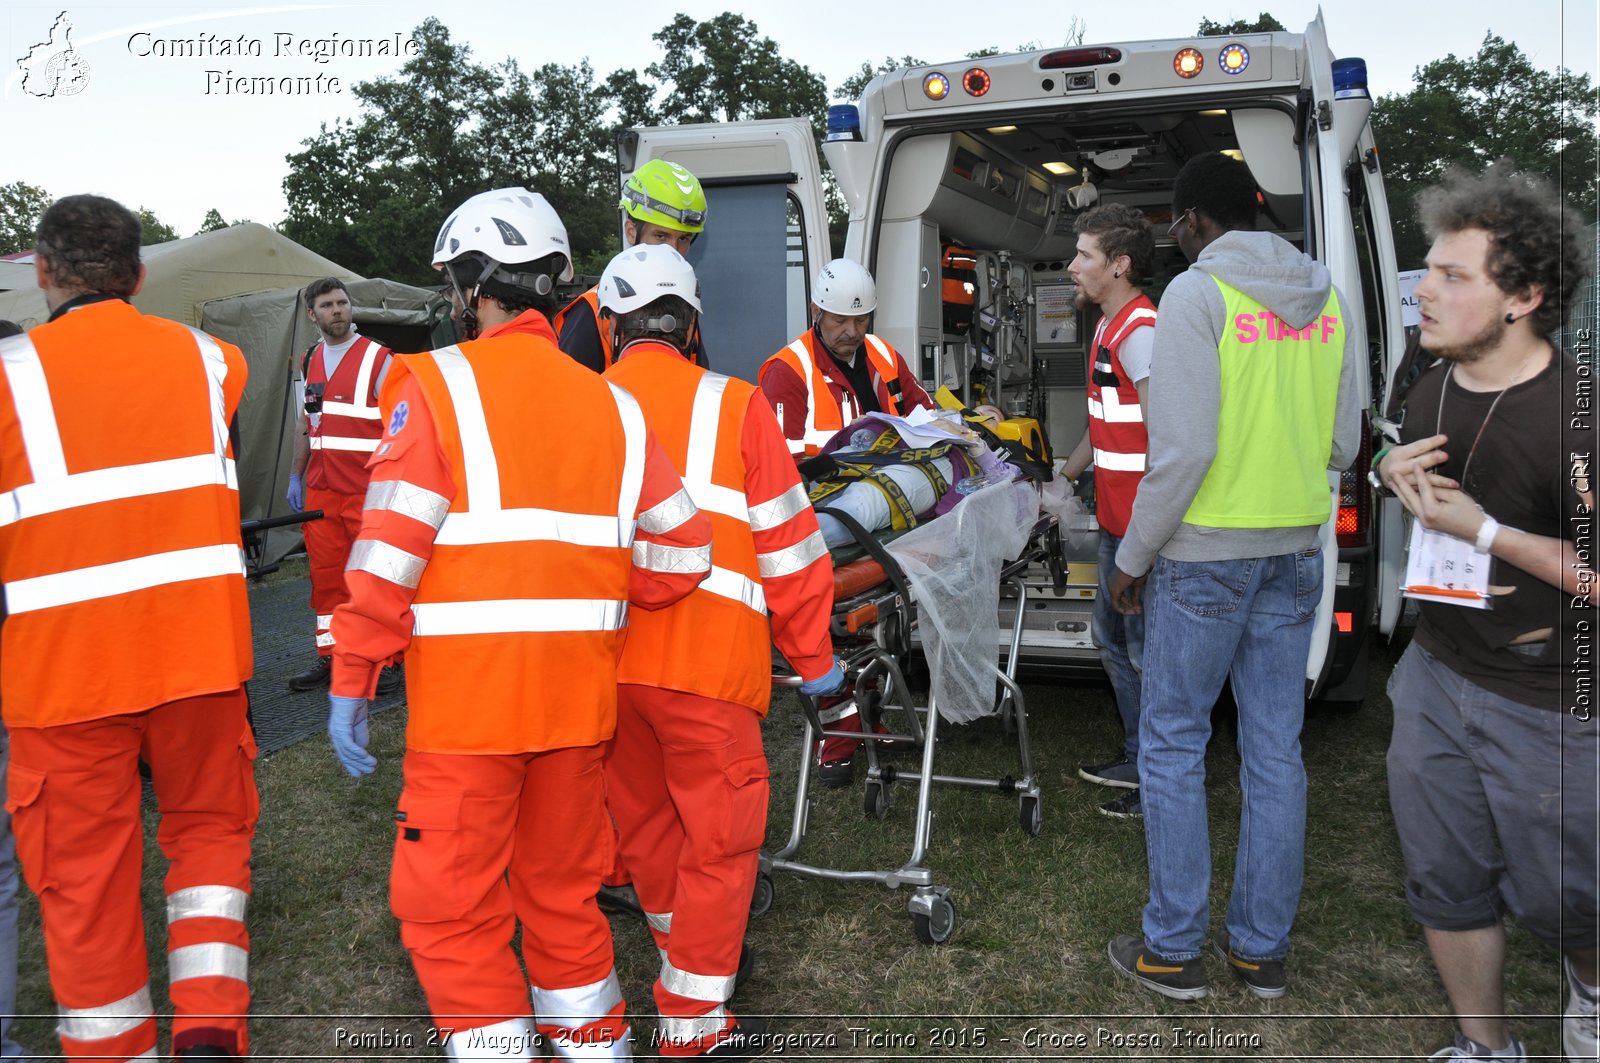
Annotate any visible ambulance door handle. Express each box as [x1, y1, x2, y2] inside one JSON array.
[[919, 266, 931, 289]]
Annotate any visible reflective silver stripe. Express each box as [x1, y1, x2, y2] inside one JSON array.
[[636, 488, 697, 537], [184, 326, 232, 460], [365, 479, 450, 530], [556, 1031, 634, 1061], [747, 483, 809, 532], [319, 400, 383, 419], [166, 885, 247, 924], [316, 631, 336, 648], [347, 539, 427, 589], [168, 942, 248, 984], [316, 613, 333, 630], [644, 910, 673, 934], [531, 969, 622, 1027], [413, 599, 627, 636], [446, 1016, 538, 1062], [0, 453, 237, 528], [757, 530, 827, 579], [659, 958, 735, 1004], [437, 509, 622, 548], [633, 539, 711, 575], [817, 699, 858, 724], [6, 543, 245, 615], [434, 347, 502, 511], [683, 373, 750, 521], [1090, 385, 1145, 424], [784, 339, 835, 450], [57, 984, 154, 1042], [699, 566, 766, 615], [308, 435, 381, 452], [1, 335, 67, 480], [659, 1007, 727, 1045], [349, 337, 384, 417], [1091, 447, 1145, 472], [609, 383, 647, 543]]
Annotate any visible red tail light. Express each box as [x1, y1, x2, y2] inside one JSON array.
[[1337, 411, 1373, 549]]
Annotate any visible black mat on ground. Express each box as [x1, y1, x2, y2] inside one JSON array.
[[245, 575, 405, 756]]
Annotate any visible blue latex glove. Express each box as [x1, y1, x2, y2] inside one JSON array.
[[799, 659, 847, 697], [328, 694, 376, 777], [286, 473, 305, 511]]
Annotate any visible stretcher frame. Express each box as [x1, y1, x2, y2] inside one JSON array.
[[759, 512, 1064, 944]]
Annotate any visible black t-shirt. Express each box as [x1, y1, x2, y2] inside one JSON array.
[[827, 337, 881, 416], [1400, 349, 1595, 710], [557, 298, 709, 374]]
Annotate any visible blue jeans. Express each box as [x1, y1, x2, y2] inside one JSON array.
[[1092, 532, 1145, 760], [0, 725, 32, 1061], [1137, 550, 1320, 961]]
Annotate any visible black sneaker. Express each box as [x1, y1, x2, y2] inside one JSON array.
[[704, 1016, 770, 1060], [734, 943, 753, 991], [1108, 933, 1208, 1001], [1078, 754, 1139, 789], [596, 883, 643, 917], [376, 663, 404, 697], [817, 754, 855, 790], [1099, 789, 1143, 819], [1213, 928, 1288, 999], [286, 656, 332, 691]]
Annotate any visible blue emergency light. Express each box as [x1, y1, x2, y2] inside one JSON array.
[[1332, 57, 1369, 100], [826, 104, 863, 142]]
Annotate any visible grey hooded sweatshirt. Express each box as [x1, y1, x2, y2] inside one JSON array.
[[1114, 229, 1361, 576]]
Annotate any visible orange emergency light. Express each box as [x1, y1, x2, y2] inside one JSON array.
[[1174, 48, 1203, 78]]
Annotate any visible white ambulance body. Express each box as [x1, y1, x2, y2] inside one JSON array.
[[623, 14, 1406, 704]]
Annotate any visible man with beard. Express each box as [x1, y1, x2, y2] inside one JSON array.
[[1374, 164, 1596, 1062]]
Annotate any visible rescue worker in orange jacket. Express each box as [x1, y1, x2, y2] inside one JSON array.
[[598, 245, 843, 1059], [286, 276, 402, 694], [0, 195, 257, 1061], [555, 159, 710, 373], [327, 188, 712, 1062], [757, 258, 932, 781], [758, 258, 934, 459]]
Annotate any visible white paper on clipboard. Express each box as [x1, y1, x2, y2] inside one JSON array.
[[1400, 520, 1491, 609]]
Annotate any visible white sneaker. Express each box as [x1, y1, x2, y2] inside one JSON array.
[[1428, 1033, 1526, 1061], [1566, 957, 1600, 1061]]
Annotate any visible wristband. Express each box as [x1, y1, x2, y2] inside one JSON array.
[[1372, 445, 1393, 470], [1475, 515, 1500, 552]]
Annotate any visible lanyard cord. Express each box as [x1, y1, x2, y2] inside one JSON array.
[[1433, 358, 1533, 486]]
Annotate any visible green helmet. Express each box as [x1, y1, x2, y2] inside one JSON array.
[[619, 160, 707, 234]]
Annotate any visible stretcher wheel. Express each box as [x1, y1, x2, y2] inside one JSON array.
[[749, 872, 774, 918], [912, 896, 957, 945], [1019, 794, 1042, 837], [863, 780, 889, 819]]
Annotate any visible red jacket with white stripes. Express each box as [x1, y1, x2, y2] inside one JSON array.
[[605, 341, 835, 711], [1086, 294, 1156, 538], [329, 310, 712, 754]]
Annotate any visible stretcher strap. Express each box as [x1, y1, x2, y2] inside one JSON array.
[[814, 505, 913, 612]]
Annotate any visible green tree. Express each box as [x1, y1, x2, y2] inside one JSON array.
[[836, 56, 923, 103], [1371, 32, 1598, 267], [138, 207, 179, 245], [647, 13, 827, 125], [0, 181, 51, 255], [1198, 14, 1287, 34]]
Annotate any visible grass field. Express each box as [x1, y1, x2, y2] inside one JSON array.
[[9, 634, 1575, 1060]]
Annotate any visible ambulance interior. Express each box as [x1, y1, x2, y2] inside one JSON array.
[[869, 105, 1309, 483]]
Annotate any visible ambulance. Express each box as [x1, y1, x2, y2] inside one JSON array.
[[623, 14, 1406, 706]]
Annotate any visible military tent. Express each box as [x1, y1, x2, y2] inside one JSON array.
[[0, 224, 452, 566]]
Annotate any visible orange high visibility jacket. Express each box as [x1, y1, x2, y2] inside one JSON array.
[[553, 287, 615, 369], [605, 341, 835, 710], [0, 298, 252, 727], [758, 329, 933, 456], [306, 334, 393, 495], [329, 310, 713, 754]]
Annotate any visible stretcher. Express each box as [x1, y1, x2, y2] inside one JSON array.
[[760, 491, 1067, 945]]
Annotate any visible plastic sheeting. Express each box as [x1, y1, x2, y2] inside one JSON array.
[[885, 477, 1039, 724]]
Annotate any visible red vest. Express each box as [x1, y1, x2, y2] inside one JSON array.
[[1086, 294, 1156, 538], [307, 334, 390, 495], [762, 330, 906, 455]]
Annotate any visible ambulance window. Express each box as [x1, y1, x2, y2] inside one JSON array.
[[686, 181, 798, 384], [1349, 184, 1389, 406]]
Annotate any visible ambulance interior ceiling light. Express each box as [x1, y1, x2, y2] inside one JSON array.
[[987, 125, 1019, 134], [1042, 161, 1077, 175], [1174, 48, 1203, 78], [923, 72, 951, 100], [963, 68, 992, 97], [1221, 149, 1245, 161], [1219, 44, 1250, 74]]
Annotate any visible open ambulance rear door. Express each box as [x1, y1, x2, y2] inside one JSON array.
[[619, 119, 830, 384]]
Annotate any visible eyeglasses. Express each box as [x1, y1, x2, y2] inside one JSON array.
[[1166, 208, 1193, 238]]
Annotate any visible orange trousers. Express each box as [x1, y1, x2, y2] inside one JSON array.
[[7, 687, 258, 1061], [304, 485, 365, 655], [604, 685, 769, 1055], [391, 746, 629, 1055]]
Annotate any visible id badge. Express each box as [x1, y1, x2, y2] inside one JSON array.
[[1400, 520, 1491, 609]]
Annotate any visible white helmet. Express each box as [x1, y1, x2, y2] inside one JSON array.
[[812, 258, 876, 316], [598, 244, 702, 317], [432, 187, 574, 281]]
